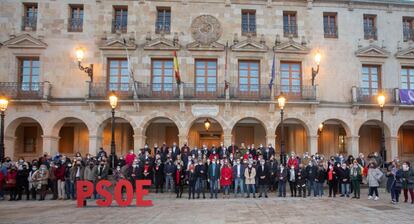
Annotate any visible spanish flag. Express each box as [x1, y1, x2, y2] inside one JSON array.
[[173, 51, 181, 85]]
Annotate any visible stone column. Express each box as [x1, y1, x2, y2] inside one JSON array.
[[346, 136, 359, 157], [4, 136, 16, 159], [266, 134, 276, 148], [133, 134, 147, 152], [42, 135, 60, 156], [308, 135, 318, 155], [88, 135, 103, 156], [223, 134, 232, 147], [178, 134, 188, 146], [388, 136, 398, 161]]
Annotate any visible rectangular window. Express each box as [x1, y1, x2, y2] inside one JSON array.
[[107, 59, 129, 91], [238, 61, 260, 96], [280, 62, 302, 94], [23, 126, 37, 153], [401, 67, 414, 90], [151, 59, 174, 94], [241, 10, 256, 36], [112, 6, 128, 33], [195, 59, 217, 96], [323, 12, 337, 38], [18, 58, 40, 91], [68, 5, 83, 32], [403, 17, 414, 42], [283, 11, 297, 37], [22, 3, 38, 31], [361, 65, 381, 96], [364, 14, 377, 40], [156, 7, 171, 34]]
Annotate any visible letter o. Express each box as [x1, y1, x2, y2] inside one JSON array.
[[114, 179, 134, 207]]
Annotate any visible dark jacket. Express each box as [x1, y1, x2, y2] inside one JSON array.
[[195, 164, 207, 180], [164, 162, 176, 176], [305, 165, 318, 181], [154, 163, 164, 185], [276, 167, 288, 182], [127, 166, 142, 180], [315, 167, 326, 183], [232, 164, 245, 179], [208, 163, 221, 181], [296, 168, 307, 185], [256, 164, 269, 185], [337, 167, 350, 184]]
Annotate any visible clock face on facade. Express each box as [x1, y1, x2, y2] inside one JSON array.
[[190, 15, 222, 45]]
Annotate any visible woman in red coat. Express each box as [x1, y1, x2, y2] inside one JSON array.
[[220, 161, 233, 199], [6, 166, 18, 201]]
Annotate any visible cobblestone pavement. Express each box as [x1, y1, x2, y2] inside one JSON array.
[[0, 188, 413, 224]]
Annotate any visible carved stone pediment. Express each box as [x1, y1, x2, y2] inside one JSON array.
[[3, 33, 47, 49], [144, 36, 180, 51], [231, 36, 268, 52], [395, 46, 414, 59], [186, 41, 224, 51], [274, 38, 309, 54], [99, 37, 137, 50], [355, 44, 390, 58]]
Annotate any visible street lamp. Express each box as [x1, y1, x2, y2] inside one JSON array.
[[311, 52, 321, 86], [278, 93, 286, 165], [377, 93, 386, 168], [75, 48, 93, 82], [109, 93, 118, 169], [0, 98, 8, 161]]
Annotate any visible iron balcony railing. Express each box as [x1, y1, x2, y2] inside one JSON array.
[[364, 27, 377, 40], [183, 83, 226, 99], [355, 87, 395, 104], [88, 82, 134, 100], [68, 18, 83, 32], [0, 82, 44, 99], [403, 28, 414, 42], [135, 82, 179, 99], [274, 85, 317, 101], [22, 16, 37, 31], [229, 84, 272, 100], [111, 19, 127, 33]]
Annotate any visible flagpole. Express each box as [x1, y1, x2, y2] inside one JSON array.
[[121, 36, 138, 98], [224, 41, 229, 92]]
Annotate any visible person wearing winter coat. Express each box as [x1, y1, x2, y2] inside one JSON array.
[[296, 164, 307, 198], [220, 162, 232, 199], [54, 162, 66, 200], [350, 160, 362, 199], [16, 163, 29, 200], [233, 158, 245, 197], [6, 166, 18, 201], [327, 164, 338, 197], [127, 161, 142, 189], [164, 159, 176, 193], [288, 164, 297, 197], [314, 164, 326, 197], [154, 159, 164, 193], [387, 162, 402, 204], [32, 164, 49, 200], [257, 159, 269, 198], [367, 162, 383, 200], [338, 163, 351, 197], [48, 162, 58, 200], [195, 160, 207, 199], [187, 164, 197, 200], [208, 159, 221, 199], [244, 163, 256, 198], [306, 160, 318, 197], [174, 164, 185, 198], [277, 163, 288, 197], [401, 161, 414, 204]]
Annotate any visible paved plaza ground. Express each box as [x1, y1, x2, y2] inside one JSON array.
[[0, 188, 413, 224]]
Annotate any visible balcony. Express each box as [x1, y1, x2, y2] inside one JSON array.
[[87, 82, 134, 100], [135, 82, 179, 100], [364, 27, 377, 40], [68, 18, 83, 32], [111, 20, 127, 33], [183, 83, 225, 99], [21, 16, 37, 31], [229, 84, 272, 100], [283, 25, 298, 37], [403, 28, 414, 42], [275, 85, 317, 101], [0, 82, 45, 100], [352, 87, 396, 104]]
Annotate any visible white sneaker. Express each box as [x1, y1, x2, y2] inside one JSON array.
[[368, 196, 373, 200], [374, 196, 379, 201]]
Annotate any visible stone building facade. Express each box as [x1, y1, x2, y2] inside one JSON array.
[[0, 0, 414, 161]]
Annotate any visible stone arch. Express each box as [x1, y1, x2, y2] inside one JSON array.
[[316, 118, 352, 156], [397, 120, 414, 161], [275, 117, 310, 156], [357, 119, 391, 158], [186, 116, 225, 148], [95, 111, 138, 136], [141, 116, 181, 149], [231, 117, 268, 147], [139, 115, 182, 137]]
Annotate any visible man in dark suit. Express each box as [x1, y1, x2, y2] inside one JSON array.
[[232, 158, 245, 197], [208, 158, 221, 199], [267, 156, 278, 192], [171, 142, 180, 161], [257, 159, 269, 198], [195, 160, 207, 199]]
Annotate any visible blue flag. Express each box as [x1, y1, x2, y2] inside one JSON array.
[[269, 53, 275, 90]]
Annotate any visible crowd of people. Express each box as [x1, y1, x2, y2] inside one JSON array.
[[0, 142, 413, 205]]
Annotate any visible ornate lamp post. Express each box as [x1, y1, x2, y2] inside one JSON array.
[[278, 94, 286, 165], [75, 48, 93, 82], [204, 118, 211, 131], [109, 93, 118, 169], [311, 52, 321, 86], [0, 98, 8, 161], [377, 93, 386, 168]]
